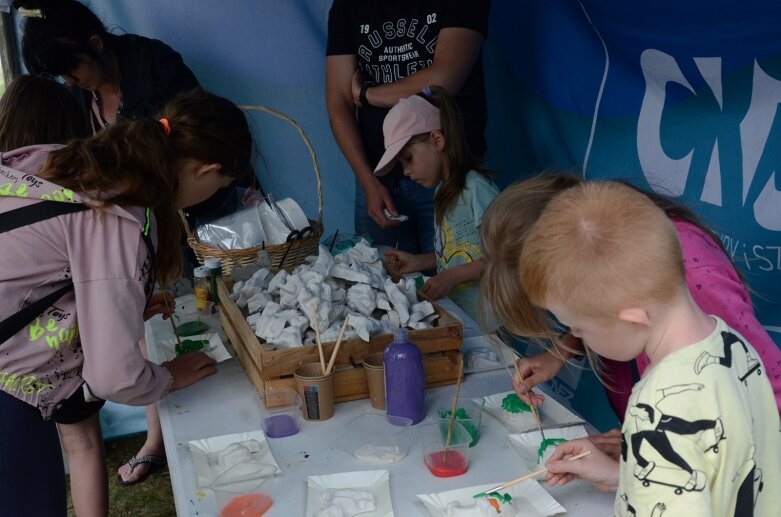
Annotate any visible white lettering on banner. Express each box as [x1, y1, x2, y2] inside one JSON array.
[[638, 49, 781, 231], [719, 232, 781, 272]]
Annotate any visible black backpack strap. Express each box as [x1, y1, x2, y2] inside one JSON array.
[[0, 283, 75, 344], [0, 201, 88, 234], [0, 201, 88, 344]]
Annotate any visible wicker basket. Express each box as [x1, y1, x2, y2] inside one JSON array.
[[185, 105, 324, 274]]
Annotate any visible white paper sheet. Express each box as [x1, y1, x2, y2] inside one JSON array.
[[187, 430, 281, 488], [306, 470, 394, 517], [508, 426, 590, 473], [160, 332, 232, 363], [482, 390, 583, 434], [417, 478, 566, 516]]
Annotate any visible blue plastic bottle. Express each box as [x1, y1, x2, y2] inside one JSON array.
[[383, 329, 425, 424]]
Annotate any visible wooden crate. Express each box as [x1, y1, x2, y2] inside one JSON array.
[[216, 279, 463, 405]]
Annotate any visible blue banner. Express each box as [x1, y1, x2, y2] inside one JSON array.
[[489, 0, 781, 347]]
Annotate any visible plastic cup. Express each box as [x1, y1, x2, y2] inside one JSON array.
[[294, 362, 335, 421], [261, 386, 302, 438], [342, 413, 412, 463], [362, 352, 385, 410], [436, 397, 484, 447], [211, 471, 273, 517], [419, 421, 471, 478], [198, 301, 215, 317]]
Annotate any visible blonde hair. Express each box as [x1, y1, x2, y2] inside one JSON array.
[[520, 181, 685, 321], [479, 172, 582, 341]]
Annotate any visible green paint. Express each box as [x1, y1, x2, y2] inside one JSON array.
[[473, 491, 513, 502], [537, 438, 567, 463], [501, 393, 531, 414], [176, 339, 208, 356], [175, 320, 209, 337], [438, 407, 480, 447]]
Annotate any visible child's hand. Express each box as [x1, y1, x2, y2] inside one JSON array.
[[545, 438, 619, 492], [144, 291, 175, 321], [512, 352, 564, 407], [384, 249, 420, 274], [420, 269, 459, 300], [163, 352, 218, 391], [588, 428, 623, 461]]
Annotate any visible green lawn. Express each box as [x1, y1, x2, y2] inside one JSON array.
[[66, 434, 176, 517]]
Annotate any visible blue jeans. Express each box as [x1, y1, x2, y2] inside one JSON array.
[[354, 174, 435, 254]]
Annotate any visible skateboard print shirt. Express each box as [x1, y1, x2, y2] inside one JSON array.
[[433, 171, 498, 319], [616, 317, 781, 517]]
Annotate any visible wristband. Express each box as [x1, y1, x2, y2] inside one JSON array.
[[359, 81, 373, 108]]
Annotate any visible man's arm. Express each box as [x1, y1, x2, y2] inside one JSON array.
[[358, 28, 485, 108], [325, 54, 399, 227]]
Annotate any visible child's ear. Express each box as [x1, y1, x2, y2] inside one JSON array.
[[196, 163, 222, 178], [617, 307, 652, 328], [430, 130, 446, 151], [89, 35, 104, 52]]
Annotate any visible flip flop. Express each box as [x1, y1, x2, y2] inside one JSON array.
[[116, 454, 167, 486]]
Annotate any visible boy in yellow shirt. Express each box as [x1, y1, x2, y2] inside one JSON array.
[[518, 181, 780, 516]]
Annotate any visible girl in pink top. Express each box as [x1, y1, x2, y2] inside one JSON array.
[[479, 173, 781, 454], [0, 87, 252, 516]]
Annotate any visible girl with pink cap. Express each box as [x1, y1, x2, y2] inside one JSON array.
[[381, 86, 498, 319]]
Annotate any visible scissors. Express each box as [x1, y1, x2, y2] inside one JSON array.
[[285, 226, 314, 242]]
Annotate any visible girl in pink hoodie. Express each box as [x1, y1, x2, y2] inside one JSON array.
[[0, 86, 253, 516]]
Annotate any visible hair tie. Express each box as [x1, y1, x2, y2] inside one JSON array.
[[421, 86, 433, 98], [158, 118, 171, 135], [17, 7, 44, 18]]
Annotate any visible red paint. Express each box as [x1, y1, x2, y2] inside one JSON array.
[[425, 450, 468, 477], [219, 493, 272, 517]]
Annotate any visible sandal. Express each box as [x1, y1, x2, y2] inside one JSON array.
[[116, 454, 167, 486]]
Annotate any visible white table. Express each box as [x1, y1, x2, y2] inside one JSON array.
[[146, 310, 615, 516]]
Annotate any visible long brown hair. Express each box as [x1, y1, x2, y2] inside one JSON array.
[[0, 74, 88, 151], [421, 86, 490, 225], [40, 88, 252, 285], [479, 173, 583, 358]]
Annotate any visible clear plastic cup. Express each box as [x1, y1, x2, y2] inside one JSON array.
[[419, 421, 471, 477], [210, 463, 275, 517], [436, 397, 484, 447], [342, 413, 412, 463], [261, 386, 302, 438]]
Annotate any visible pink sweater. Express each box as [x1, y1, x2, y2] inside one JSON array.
[[604, 219, 781, 418], [0, 145, 172, 419]]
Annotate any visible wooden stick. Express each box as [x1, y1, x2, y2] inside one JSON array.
[[324, 318, 349, 375], [443, 355, 465, 460], [311, 307, 326, 375], [480, 450, 592, 496]]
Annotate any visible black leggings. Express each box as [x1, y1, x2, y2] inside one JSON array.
[[0, 391, 66, 517]]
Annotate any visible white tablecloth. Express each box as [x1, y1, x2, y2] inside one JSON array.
[[145, 306, 615, 516]]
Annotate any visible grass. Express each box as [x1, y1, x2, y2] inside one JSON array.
[[66, 434, 176, 517]]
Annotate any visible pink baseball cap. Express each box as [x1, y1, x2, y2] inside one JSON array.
[[374, 95, 441, 176]]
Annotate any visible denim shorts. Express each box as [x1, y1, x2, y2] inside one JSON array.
[[354, 173, 435, 254]]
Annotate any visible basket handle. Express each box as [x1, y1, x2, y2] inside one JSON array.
[[239, 105, 324, 227]]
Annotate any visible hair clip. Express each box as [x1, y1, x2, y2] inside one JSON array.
[[421, 86, 433, 98], [17, 7, 44, 18], [158, 118, 171, 135]]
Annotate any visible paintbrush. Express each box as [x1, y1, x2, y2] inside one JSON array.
[[311, 307, 326, 375], [324, 318, 349, 375], [158, 284, 182, 350], [443, 355, 465, 460], [475, 450, 592, 498]]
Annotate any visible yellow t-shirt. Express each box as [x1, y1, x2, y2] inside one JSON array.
[[616, 317, 781, 517]]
